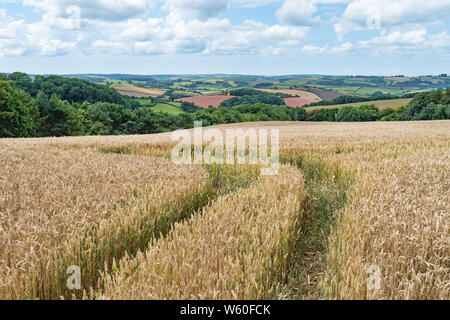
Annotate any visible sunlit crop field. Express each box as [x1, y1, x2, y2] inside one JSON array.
[[112, 86, 167, 98], [255, 88, 321, 101], [306, 98, 413, 111], [0, 120, 448, 300]]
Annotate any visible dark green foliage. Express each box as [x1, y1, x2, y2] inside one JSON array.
[[161, 90, 193, 101], [357, 104, 379, 121], [0, 79, 39, 137], [132, 108, 159, 134], [87, 102, 134, 135], [434, 104, 450, 120], [380, 106, 406, 121], [307, 89, 449, 123], [406, 92, 429, 119], [335, 106, 362, 122], [233, 80, 250, 87], [4, 72, 37, 96], [429, 90, 443, 104], [312, 104, 382, 122], [220, 90, 285, 107], [181, 101, 200, 113], [254, 82, 273, 88], [228, 88, 262, 96], [377, 108, 395, 119], [232, 103, 306, 121], [307, 108, 339, 122], [39, 94, 85, 137], [404, 89, 450, 120], [443, 89, 450, 105], [5, 73, 132, 107], [306, 93, 397, 107], [414, 103, 438, 120]]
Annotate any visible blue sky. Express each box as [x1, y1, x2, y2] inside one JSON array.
[[0, 0, 449, 76]]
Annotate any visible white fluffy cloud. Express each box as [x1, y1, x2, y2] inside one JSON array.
[[232, 0, 282, 8], [0, 17, 78, 56], [24, 0, 151, 21], [335, 0, 450, 38], [204, 20, 308, 54], [300, 28, 450, 56], [330, 41, 354, 54], [163, 0, 230, 21], [330, 0, 450, 56], [113, 18, 166, 42], [276, 0, 321, 26], [301, 44, 328, 53], [0, 0, 311, 57], [358, 28, 450, 54], [1, 0, 449, 58]]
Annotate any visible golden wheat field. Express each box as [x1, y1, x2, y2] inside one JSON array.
[[112, 86, 167, 98], [255, 88, 321, 101], [0, 120, 448, 300]]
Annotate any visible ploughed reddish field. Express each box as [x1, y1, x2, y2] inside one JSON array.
[[175, 95, 235, 108], [284, 97, 317, 107]]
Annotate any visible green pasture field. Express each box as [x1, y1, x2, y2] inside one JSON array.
[[151, 102, 184, 115]]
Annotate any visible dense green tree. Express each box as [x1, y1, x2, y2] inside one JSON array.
[[443, 89, 450, 105], [86, 102, 134, 135], [5, 72, 37, 96], [307, 108, 339, 121], [40, 94, 82, 137], [181, 101, 200, 113], [335, 106, 362, 122], [405, 92, 429, 120], [173, 112, 194, 129], [9, 74, 133, 107], [415, 103, 438, 120], [192, 110, 220, 127], [357, 104, 379, 121], [292, 107, 307, 121], [429, 90, 443, 104], [228, 88, 262, 96], [432, 104, 448, 120], [404, 89, 450, 120], [380, 106, 406, 121], [220, 90, 286, 108], [133, 107, 159, 134], [0, 79, 39, 137], [306, 93, 398, 107]]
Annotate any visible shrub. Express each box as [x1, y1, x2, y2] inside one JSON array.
[[335, 106, 361, 122], [357, 104, 379, 121], [307, 108, 339, 121]]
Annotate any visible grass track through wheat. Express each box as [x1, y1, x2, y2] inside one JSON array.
[[277, 154, 353, 299]]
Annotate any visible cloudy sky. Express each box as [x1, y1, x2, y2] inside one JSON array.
[[1, 0, 449, 75]]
